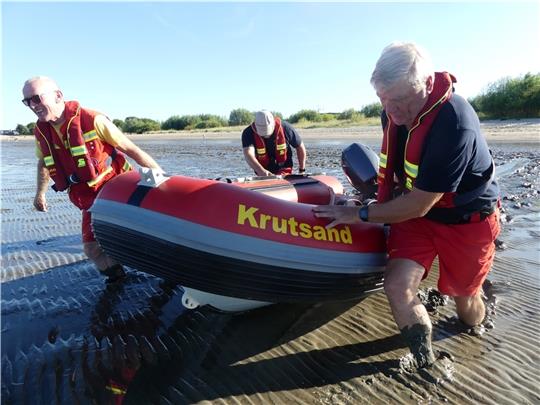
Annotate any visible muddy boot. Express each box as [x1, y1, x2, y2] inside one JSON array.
[[400, 323, 436, 369], [416, 351, 455, 385], [100, 264, 126, 283]]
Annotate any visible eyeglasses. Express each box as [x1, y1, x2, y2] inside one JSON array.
[[22, 94, 45, 107], [21, 90, 56, 107]]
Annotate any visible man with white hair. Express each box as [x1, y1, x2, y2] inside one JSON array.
[[22, 76, 162, 282], [242, 110, 307, 176], [314, 43, 500, 369]]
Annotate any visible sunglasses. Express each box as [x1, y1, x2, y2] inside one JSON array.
[[21, 90, 56, 107], [22, 94, 43, 107]]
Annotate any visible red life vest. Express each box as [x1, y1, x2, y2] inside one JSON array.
[[251, 117, 291, 174], [34, 100, 131, 209], [377, 72, 458, 207]]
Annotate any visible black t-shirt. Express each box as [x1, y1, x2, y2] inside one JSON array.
[[241, 120, 302, 173], [382, 94, 499, 222]]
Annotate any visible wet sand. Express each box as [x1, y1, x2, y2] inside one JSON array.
[[132, 118, 540, 143], [1, 122, 539, 404]]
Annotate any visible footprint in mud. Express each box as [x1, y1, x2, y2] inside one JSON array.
[[438, 314, 495, 337], [475, 278, 507, 333], [494, 238, 507, 250], [437, 279, 501, 336], [417, 288, 449, 312], [35, 237, 58, 245], [399, 350, 455, 385]]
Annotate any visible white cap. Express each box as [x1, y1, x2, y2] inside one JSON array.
[[254, 110, 275, 137]]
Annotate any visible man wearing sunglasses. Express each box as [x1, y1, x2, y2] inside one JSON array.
[[22, 76, 162, 282]]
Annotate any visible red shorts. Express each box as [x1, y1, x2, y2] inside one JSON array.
[[387, 209, 500, 296], [81, 209, 96, 243]]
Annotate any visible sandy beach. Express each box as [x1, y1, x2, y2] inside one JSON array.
[[1, 121, 539, 404]]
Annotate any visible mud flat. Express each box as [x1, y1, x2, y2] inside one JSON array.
[[132, 118, 540, 142], [1, 123, 539, 404], [4, 118, 538, 143]]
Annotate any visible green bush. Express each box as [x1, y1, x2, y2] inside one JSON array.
[[162, 115, 189, 130], [338, 108, 364, 121], [193, 114, 227, 129], [162, 114, 227, 130], [288, 109, 322, 123], [320, 113, 336, 121], [123, 117, 161, 134], [16, 124, 32, 135], [360, 102, 383, 118], [112, 119, 125, 131], [228, 109, 254, 126], [469, 73, 540, 119], [162, 115, 202, 130], [195, 116, 227, 129]]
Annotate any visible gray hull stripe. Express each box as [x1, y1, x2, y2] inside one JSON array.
[[91, 199, 386, 274]]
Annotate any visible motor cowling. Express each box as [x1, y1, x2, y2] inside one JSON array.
[[341, 143, 379, 199]]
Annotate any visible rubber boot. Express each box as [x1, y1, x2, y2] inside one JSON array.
[[400, 323, 436, 368], [100, 264, 126, 283]]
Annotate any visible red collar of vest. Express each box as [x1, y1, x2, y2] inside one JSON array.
[[60, 100, 81, 132], [377, 72, 456, 203], [407, 72, 455, 132], [36, 100, 81, 138]]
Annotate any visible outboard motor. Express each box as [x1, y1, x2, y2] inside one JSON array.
[[341, 143, 379, 199]]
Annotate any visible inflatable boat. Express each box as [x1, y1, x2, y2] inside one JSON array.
[[91, 144, 387, 311]]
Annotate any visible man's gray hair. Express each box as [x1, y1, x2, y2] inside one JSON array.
[[23, 76, 60, 91], [370, 42, 434, 92]]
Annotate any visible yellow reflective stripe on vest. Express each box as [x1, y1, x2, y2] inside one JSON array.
[[43, 155, 54, 166], [70, 145, 88, 156], [276, 143, 286, 151], [405, 177, 413, 190], [105, 385, 126, 395], [379, 153, 387, 169], [123, 160, 131, 171], [83, 129, 98, 142], [402, 86, 452, 189], [87, 166, 113, 187], [401, 89, 450, 191], [256, 147, 266, 155], [404, 159, 418, 178]]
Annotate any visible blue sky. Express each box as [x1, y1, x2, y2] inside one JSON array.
[[2, 1, 539, 129]]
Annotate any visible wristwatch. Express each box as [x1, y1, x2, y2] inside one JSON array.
[[358, 205, 369, 222], [299, 168, 306, 173]]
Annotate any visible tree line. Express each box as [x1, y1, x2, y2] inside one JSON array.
[[15, 104, 383, 135], [14, 73, 539, 135], [468, 73, 540, 119]]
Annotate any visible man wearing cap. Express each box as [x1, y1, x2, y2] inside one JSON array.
[[22, 76, 162, 283], [242, 110, 307, 176]]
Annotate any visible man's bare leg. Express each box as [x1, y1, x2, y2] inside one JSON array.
[[454, 294, 485, 326], [84, 241, 125, 281], [384, 258, 436, 368]]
